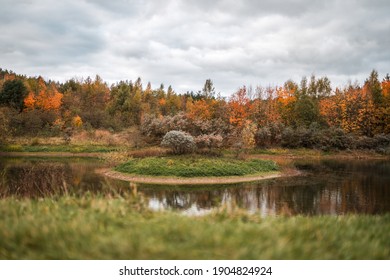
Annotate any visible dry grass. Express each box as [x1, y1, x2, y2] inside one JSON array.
[[6, 127, 145, 148], [129, 147, 167, 158], [72, 130, 119, 146], [8, 137, 64, 146], [72, 127, 145, 147]]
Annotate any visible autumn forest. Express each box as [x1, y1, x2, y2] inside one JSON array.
[[1, 68, 390, 152]]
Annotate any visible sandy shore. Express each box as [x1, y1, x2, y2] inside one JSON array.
[[98, 168, 301, 185]]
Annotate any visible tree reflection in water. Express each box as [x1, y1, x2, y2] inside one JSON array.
[[0, 158, 127, 198], [0, 157, 389, 216], [140, 159, 390, 216]]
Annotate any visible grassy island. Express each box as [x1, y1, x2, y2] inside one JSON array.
[[115, 156, 279, 178]]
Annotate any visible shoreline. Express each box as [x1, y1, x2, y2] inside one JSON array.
[[1, 149, 388, 160], [0, 151, 102, 157], [98, 168, 301, 185]]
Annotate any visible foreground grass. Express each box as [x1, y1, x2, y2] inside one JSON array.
[[0, 196, 389, 259], [0, 144, 121, 153], [115, 156, 279, 177]]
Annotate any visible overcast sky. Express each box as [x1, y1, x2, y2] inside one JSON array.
[[1, 0, 389, 95]]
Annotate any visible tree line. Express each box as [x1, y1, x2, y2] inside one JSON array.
[[1, 68, 390, 151]]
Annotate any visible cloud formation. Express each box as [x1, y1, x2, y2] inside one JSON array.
[[1, 0, 389, 95]]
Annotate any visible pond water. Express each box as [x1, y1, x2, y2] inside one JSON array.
[[1, 156, 389, 216]]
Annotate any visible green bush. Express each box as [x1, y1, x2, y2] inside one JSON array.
[[278, 126, 389, 151], [255, 127, 272, 148], [255, 123, 284, 148], [281, 127, 303, 148]]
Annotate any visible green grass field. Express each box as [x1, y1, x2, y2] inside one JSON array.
[[115, 156, 279, 177], [0, 196, 388, 260]]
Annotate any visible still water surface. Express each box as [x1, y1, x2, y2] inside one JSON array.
[[1, 156, 389, 216]]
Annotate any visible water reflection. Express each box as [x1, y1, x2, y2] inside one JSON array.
[[0, 157, 389, 216], [0, 157, 127, 198], [140, 159, 390, 216]]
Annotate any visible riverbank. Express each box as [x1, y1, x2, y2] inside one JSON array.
[[99, 168, 292, 185], [0, 151, 103, 157], [105, 156, 284, 185], [1, 145, 389, 159], [248, 147, 390, 161], [0, 144, 122, 154]]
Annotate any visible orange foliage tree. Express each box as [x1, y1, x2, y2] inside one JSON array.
[[228, 86, 252, 128], [251, 86, 281, 127], [186, 99, 212, 121], [320, 85, 377, 135], [276, 82, 297, 126], [24, 77, 63, 111], [319, 90, 342, 128], [380, 78, 390, 133]]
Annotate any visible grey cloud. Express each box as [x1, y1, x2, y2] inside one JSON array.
[[183, 0, 328, 18], [0, 0, 389, 94], [0, 0, 106, 74]]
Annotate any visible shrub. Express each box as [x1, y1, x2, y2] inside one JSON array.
[[255, 127, 272, 148], [194, 134, 223, 149], [189, 118, 231, 137], [324, 128, 352, 150], [355, 134, 390, 150], [280, 126, 355, 151], [161, 130, 195, 155], [255, 123, 284, 148], [241, 121, 257, 149], [141, 113, 189, 142], [141, 113, 232, 143], [141, 115, 169, 139], [373, 134, 390, 148], [281, 127, 302, 148], [194, 134, 223, 156]]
